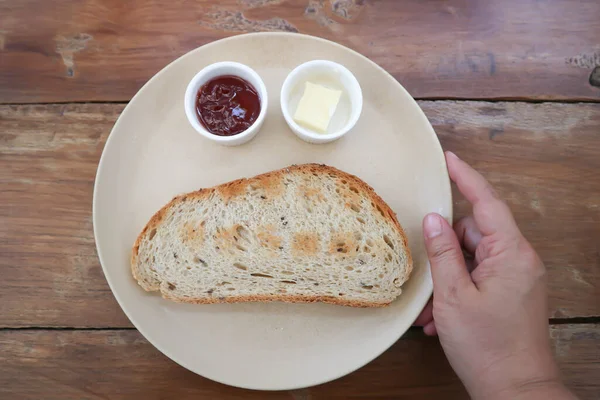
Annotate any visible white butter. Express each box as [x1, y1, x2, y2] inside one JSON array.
[[293, 82, 342, 133]]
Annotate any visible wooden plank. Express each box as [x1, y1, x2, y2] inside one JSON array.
[[0, 104, 131, 328], [423, 100, 600, 319], [0, 325, 597, 399], [1, 101, 599, 327], [1, 0, 599, 103]]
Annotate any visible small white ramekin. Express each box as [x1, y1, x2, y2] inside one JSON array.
[[280, 60, 362, 144], [184, 62, 268, 146]]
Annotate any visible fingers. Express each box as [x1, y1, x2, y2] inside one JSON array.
[[413, 298, 433, 326], [454, 216, 482, 255], [424, 320, 437, 336], [423, 213, 475, 302], [445, 152, 519, 237]]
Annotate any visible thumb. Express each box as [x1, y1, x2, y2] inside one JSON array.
[[423, 213, 474, 302]]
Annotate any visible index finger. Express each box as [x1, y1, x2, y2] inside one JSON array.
[[445, 152, 519, 237]]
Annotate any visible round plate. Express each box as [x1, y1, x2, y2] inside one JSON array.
[[93, 33, 451, 390]]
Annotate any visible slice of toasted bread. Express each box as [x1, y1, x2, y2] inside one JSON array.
[[131, 164, 412, 307]]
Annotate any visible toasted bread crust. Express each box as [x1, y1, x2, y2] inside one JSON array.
[[162, 292, 391, 308], [132, 164, 412, 307]]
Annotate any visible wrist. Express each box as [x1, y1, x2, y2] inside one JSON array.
[[467, 350, 566, 400], [487, 377, 574, 400]]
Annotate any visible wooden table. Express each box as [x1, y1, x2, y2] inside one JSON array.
[[1, 1, 599, 398]]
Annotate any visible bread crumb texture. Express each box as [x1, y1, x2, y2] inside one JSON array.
[[132, 164, 412, 307]]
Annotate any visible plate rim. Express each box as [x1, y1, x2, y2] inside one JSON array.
[[93, 32, 451, 390]]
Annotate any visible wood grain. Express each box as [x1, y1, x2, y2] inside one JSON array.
[[0, 325, 597, 399], [0, 104, 131, 328], [1, 101, 599, 328], [1, 0, 599, 103], [423, 100, 600, 319]]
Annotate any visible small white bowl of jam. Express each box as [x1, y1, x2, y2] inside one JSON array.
[[184, 62, 268, 146], [280, 60, 362, 144]]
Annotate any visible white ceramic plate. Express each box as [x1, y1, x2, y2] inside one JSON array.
[[93, 33, 451, 391]]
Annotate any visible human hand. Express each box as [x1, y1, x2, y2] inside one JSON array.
[[414, 152, 576, 400]]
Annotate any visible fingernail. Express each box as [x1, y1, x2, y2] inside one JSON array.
[[424, 214, 443, 238], [424, 320, 437, 336], [446, 151, 459, 160]]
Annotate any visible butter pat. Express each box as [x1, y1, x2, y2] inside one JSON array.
[[293, 82, 342, 133]]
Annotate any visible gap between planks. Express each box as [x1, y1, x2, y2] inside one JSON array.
[[1, 318, 599, 331], [1, 98, 600, 106]]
